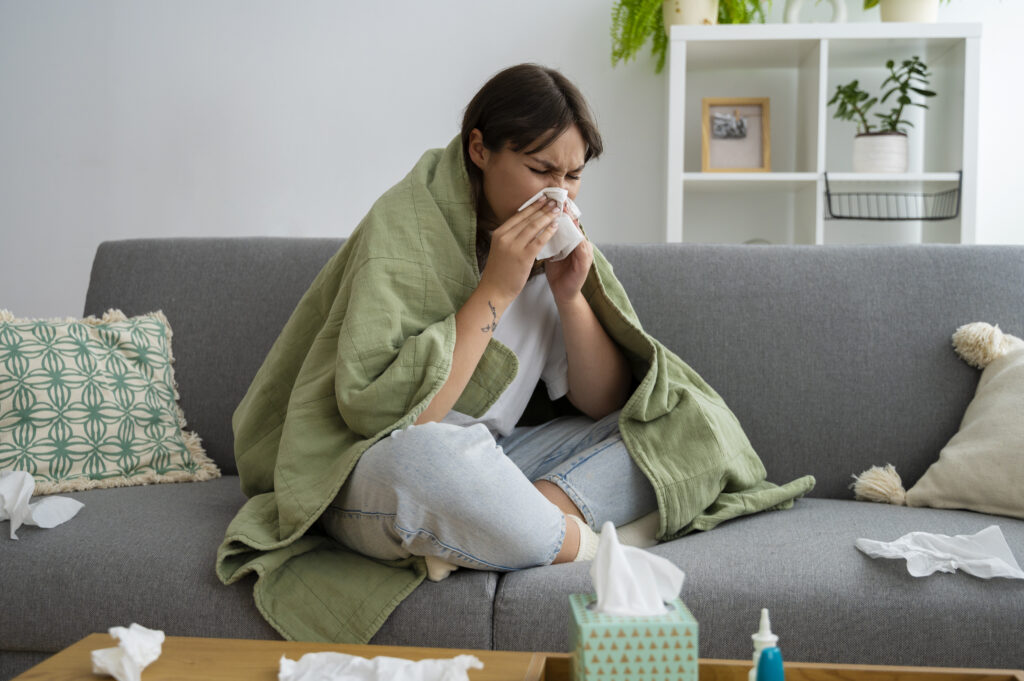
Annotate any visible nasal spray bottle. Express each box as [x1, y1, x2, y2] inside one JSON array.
[[749, 609, 782, 681]]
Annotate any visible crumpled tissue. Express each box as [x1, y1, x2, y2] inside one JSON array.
[[590, 521, 685, 616], [91, 623, 165, 681], [518, 187, 584, 262], [0, 470, 83, 539], [856, 525, 1024, 579], [278, 651, 483, 681]]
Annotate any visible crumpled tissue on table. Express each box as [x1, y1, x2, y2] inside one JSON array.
[[92, 623, 165, 681], [278, 651, 483, 681], [856, 525, 1024, 579], [0, 470, 83, 539]]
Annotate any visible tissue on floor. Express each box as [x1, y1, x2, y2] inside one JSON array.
[[570, 522, 697, 681], [0, 470, 84, 540], [856, 525, 1024, 579], [278, 651, 483, 681], [517, 187, 585, 262], [91, 623, 165, 681]]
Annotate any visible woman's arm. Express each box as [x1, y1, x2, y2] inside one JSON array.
[[416, 198, 562, 424], [557, 290, 632, 420], [546, 239, 631, 420]]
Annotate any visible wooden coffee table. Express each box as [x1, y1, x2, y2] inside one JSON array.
[[11, 634, 1024, 681]]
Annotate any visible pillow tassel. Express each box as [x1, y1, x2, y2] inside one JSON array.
[[851, 464, 906, 505], [952, 322, 1009, 369]]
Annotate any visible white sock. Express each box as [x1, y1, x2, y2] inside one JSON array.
[[615, 511, 660, 548], [423, 555, 459, 582], [568, 514, 600, 562]]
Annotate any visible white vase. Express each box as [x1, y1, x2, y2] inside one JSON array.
[[852, 132, 909, 173], [663, 0, 719, 30], [878, 0, 939, 22], [783, 0, 848, 23]]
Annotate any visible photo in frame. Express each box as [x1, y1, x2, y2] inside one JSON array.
[[701, 97, 771, 172]]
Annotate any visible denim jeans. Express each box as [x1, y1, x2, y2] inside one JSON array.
[[319, 410, 658, 571]]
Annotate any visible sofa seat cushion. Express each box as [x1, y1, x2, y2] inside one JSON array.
[[0, 476, 497, 655], [492, 499, 1024, 669]]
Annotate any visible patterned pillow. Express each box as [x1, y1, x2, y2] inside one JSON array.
[[0, 309, 219, 494]]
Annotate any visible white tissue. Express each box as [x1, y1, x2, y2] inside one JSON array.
[[517, 187, 585, 262], [91, 623, 165, 681], [278, 651, 483, 681], [589, 521, 685, 616], [856, 525, 1024, 579], [0, 470, 84, 539]]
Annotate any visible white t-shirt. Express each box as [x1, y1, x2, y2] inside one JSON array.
[[441, 275, 569, 437]]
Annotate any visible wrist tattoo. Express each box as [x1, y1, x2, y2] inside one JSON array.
[[481, 300, 498, 333]]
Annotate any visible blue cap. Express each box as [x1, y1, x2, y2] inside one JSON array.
[[756, 646, 784, 681]]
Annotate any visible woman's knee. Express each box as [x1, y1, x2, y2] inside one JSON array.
[[359, 421, 502, 489]]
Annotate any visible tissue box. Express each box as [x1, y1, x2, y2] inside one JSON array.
[[569, 594, 698, 681]]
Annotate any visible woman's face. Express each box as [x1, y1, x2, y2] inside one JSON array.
[[469, 125, 586, 227]]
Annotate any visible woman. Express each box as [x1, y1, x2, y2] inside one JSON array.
[[318, 64, 658, 577], [218, 63, 812, 644]]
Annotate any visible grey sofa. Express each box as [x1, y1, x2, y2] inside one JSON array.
[[3, 239, 1023, 680]]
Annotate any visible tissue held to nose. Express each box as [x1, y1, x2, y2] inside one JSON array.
[[517, 187, 585, 262]]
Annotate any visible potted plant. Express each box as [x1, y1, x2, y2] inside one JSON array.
[[611, 0, 769, 74], [828, 56, 936, 173], [865, 0, 951, 23]]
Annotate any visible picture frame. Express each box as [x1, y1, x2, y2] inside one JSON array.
[[701, 97, 771, 172]]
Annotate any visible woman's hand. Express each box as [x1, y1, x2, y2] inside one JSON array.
[[479, 198, 561, 304], [544, 213, 592, 305]]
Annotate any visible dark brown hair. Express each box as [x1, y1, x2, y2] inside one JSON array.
[[461, 64, 604, 209]]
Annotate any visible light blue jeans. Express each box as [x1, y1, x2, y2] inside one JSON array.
[[320, 410, 658, 571]]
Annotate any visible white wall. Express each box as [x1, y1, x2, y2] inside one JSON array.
[[1, 0, 1020, 318]]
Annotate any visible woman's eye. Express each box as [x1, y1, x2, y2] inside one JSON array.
[[529, 167, 581, 182]]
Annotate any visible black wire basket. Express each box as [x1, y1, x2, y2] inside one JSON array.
[[824, 171, 962, 221]]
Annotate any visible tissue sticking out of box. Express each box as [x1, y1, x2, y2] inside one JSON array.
[[278, 651, 483, 681], [589, 521, 685, 616], [517, 187, 585, 262], [0, 470, 84, 540], [91, 623, 165, 681]]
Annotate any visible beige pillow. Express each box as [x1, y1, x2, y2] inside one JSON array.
[[905, 345, 1024, 518]]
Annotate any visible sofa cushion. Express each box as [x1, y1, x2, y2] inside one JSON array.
[[0, 309, 218, 494], [599, 244, 1024, 499], [0, 475, 497, 656], [492, 498, 1024, 669], [906, 346, 1024, 519]]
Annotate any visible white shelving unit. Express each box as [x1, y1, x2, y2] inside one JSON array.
[[666, 22, 980, 245]]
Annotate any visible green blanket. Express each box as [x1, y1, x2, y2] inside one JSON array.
[[216, 136, 815, 643]]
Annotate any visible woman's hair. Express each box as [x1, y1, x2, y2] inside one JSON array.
[[461, 64, 604, 208]]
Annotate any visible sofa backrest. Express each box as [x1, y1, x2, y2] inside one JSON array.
[[86, 239, 1024, 498]]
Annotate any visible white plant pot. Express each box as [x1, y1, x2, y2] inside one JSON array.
[[783, 0, 848, 23], [879, 0, 939, 23], [852, 132, 909, 173], [663, 0, 719, 29]]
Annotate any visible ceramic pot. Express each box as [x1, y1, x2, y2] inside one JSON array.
[[663, 0, 719, 30], [783, 0, 848, 23], [879, 0, 939, 22], [852, 132, 909, 173]]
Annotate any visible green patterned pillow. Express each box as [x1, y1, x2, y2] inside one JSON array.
[[0, 309, 219, 494]]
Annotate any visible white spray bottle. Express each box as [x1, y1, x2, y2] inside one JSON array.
[[749, 608, 779, 681]]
